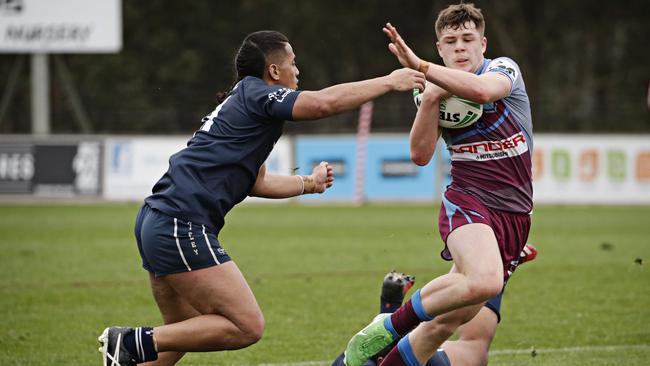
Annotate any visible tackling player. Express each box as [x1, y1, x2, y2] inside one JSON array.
[[98, 30, 425, 366], [333, 244, 538, 366], [344, 4, 534, 366]]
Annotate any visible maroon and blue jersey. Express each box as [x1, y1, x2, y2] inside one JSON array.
[[145, 76, 301, 233], [441, 57, 533, 214]]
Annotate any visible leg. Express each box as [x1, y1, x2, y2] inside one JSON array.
[[406, 302, 485, 364], [345, 224, 502, 366], [419, 224, 504, 316], [402, 224, 502, 363], [437, 307, 498, 366], [348, 244, 536, 366], [153, 261, 264, 352], [139, 272, 200, 366]]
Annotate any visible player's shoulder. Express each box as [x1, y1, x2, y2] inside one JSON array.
[[241, 76, 296, 102], [485, 57, 522, 82]]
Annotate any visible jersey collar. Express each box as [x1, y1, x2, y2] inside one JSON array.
[[475, 58, 490, 75]]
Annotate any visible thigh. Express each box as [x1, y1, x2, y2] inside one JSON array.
[[159, 261, 262, 327], [149, 272, 201, 323], [145, 273, 200, 366], [446, 223, 503, 281]]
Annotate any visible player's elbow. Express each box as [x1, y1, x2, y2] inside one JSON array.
[[467, 86, 492, 104], [410, 151, 432, 166], [312, 97, 337, 118]]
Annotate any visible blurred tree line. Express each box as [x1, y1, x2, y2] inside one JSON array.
[[0, 0, 649, 135]]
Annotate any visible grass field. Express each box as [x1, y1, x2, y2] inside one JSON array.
[[0, 202, 649, 365]]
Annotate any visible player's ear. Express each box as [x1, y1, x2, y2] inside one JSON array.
[[481, 37, 487, 53], [435, 41, 442, 56], [268, 64, 280, 81]]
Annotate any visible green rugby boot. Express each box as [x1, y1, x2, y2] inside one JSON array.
[[343, 313, 395, 366]]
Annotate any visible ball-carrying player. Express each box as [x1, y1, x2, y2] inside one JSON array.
[[344, 4, 534, 366]]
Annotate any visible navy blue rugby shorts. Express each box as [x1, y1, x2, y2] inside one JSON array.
[[134, 203, 232, 277]]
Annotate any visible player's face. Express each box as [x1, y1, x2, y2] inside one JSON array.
[[436, 21, 486, 73], [274, 43, 300, 89]]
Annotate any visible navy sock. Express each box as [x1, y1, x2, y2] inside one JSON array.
[[123, 327, 158, 363], [425, 350, 451, 366]]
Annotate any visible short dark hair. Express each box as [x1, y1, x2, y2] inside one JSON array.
[[217, 30, 290, 103], [435, 3, 485, 39]]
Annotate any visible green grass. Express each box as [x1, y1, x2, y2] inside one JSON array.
[[0, 203, 648, 365]]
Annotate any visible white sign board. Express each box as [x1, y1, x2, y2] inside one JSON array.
[[0, 0, 122, 53], [532, 134, 650, 204], [104, 136, 293, 202]]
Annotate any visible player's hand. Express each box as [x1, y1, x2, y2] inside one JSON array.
[[423, 81, 452, 102], [310, 161, 334, 194], [389, 68, 426, 92], [383, 23, 422, 71]]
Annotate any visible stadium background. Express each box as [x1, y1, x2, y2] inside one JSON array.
[[0, 1, 649, 365]]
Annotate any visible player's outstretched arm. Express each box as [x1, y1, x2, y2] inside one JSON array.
[[383, 23, 510, 104], [291, 68, 425, 121], [249, 162, 333, 199]]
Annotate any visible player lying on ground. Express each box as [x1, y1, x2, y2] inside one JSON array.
[[334, 244, 537, 366], [98, 30, 425, 366]]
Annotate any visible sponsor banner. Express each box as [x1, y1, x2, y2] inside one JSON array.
[[532, 135, 650, 204], [0, 0, 122, 53], [364, 137, 437, 201], [104, 137, 186, 201], [295, 135, 438, 202], [295, 136, 356, 201], [103, 136, 292, 201], [0, 141, 100, 196], [0, 144, 34, 193]]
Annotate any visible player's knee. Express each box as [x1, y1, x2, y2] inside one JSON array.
[[239, 312, 265, 346], [424, 318, 458, 341], [465, 276, 502, 304]]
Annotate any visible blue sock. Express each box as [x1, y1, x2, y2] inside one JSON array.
[[411, 289, 434, 322], [123, 327, 158, 363], [397, 335, 423, 366]]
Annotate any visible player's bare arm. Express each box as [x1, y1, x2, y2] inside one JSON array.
[[249, 162, 333, 198], [382, 23, 510, 103], [291, 68, 425, 120], [409, 82, 450, 166]]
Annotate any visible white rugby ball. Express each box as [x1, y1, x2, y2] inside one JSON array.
[[413, 89, 483, 129]]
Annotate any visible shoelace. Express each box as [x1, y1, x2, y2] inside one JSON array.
[[103, 333, 122, 366]]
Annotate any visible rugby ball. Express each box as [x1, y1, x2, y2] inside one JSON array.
[[413, 89, 483, 129]]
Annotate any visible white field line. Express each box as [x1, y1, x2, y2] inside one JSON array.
[[256, 344, 650, 366]]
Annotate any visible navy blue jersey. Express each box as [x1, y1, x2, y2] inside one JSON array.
[[145, 76, 301, 233]]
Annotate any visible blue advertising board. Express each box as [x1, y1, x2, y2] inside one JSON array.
[[295, 135, 445, 202]]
